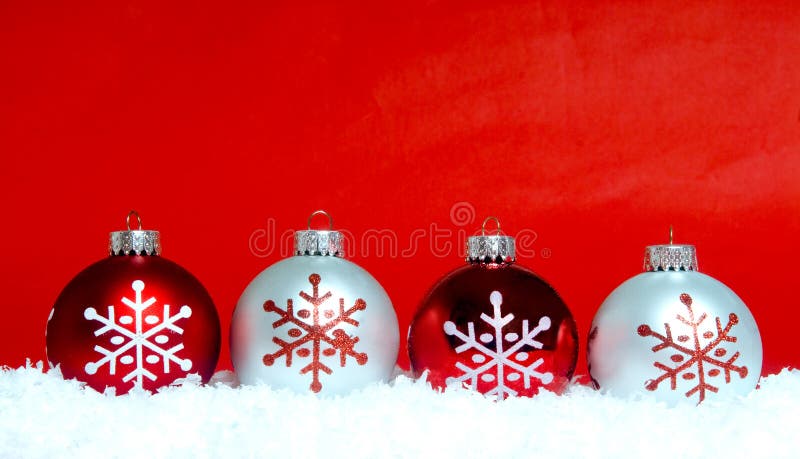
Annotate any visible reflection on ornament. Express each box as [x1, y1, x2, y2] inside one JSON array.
[[261, 273, 368, 393], [444, 290, 553, 401], [637, 292, 748, 403], [586, 326, 600, 389]]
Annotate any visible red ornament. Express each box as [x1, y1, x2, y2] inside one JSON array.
[[408, 217, 578, 400], [46, 212, 221, 394]]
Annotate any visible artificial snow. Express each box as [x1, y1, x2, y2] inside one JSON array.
[[1, 363, 798, 458]]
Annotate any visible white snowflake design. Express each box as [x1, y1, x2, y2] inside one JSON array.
[[83, 280, 193, 388], [444, 290, 553, 400]]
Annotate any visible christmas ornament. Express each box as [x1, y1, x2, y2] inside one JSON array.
[[408, 217, 578, 400], [46, 211, 221, 394], [231, 211, 399, 394], [587, 228, 762, 405]]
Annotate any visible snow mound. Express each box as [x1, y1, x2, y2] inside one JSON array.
[[1, 363, 797, 458]]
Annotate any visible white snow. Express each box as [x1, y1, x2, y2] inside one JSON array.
[[0, 362, 798, 458]]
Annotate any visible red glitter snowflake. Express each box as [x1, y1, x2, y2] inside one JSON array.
[[262, 273, 368, 393], [637, 293, 748, 404]]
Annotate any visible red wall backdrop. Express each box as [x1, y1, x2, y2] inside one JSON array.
[[1, 1, 798, 377]]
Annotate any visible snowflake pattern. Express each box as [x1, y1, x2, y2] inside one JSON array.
[[443, 290, 553, 400], [637, 292, 748, 404], [262, 273, 368, 393], [84, 280, 193, 388]]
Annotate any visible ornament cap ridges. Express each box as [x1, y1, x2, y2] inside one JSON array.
[[294, 230, 344, 257], [466, 216, 516, 264], [109, 230, 161, 256], [295, 210, 345, 257], [108, 210, 161, 256], [643, 244, 698, 272], [466, 234, 516, 264]]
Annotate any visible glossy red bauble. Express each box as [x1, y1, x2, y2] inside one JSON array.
[[409, 263, 578, 399], [46, 255, 221, 394]]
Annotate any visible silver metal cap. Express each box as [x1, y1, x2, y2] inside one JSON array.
[[294, 230, 343, 257], [294, 210, 344, 257], [467, 235, 516, 264], [108, 211, 161, 256], [466, 216, 516, 264], [643, 244, 698, 272]]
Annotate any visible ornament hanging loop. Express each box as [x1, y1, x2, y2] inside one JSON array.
[[468, 216, 515, 264], [307, 210, 334, 230], [126, 210, 143, 231], [481, 216, 502, 235], [111, 210, 160, 256], [296, 210, 343, 257]]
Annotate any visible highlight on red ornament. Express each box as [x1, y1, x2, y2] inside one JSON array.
[[45, 211, 221, 395], [408, 216, 578, 400]]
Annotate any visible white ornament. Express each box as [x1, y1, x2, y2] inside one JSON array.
[[588, 244, 762, 405], [83, 279, 193, 387], [232, 256, 399, 394], [444, 290, 553, 400], [232, 214, 399, 394]]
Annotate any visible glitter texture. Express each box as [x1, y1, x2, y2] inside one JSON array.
[[261, 273, 368, 393], [637, 292, 748, 404]]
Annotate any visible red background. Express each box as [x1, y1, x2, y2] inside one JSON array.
[[1, 1, 798, 378]]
